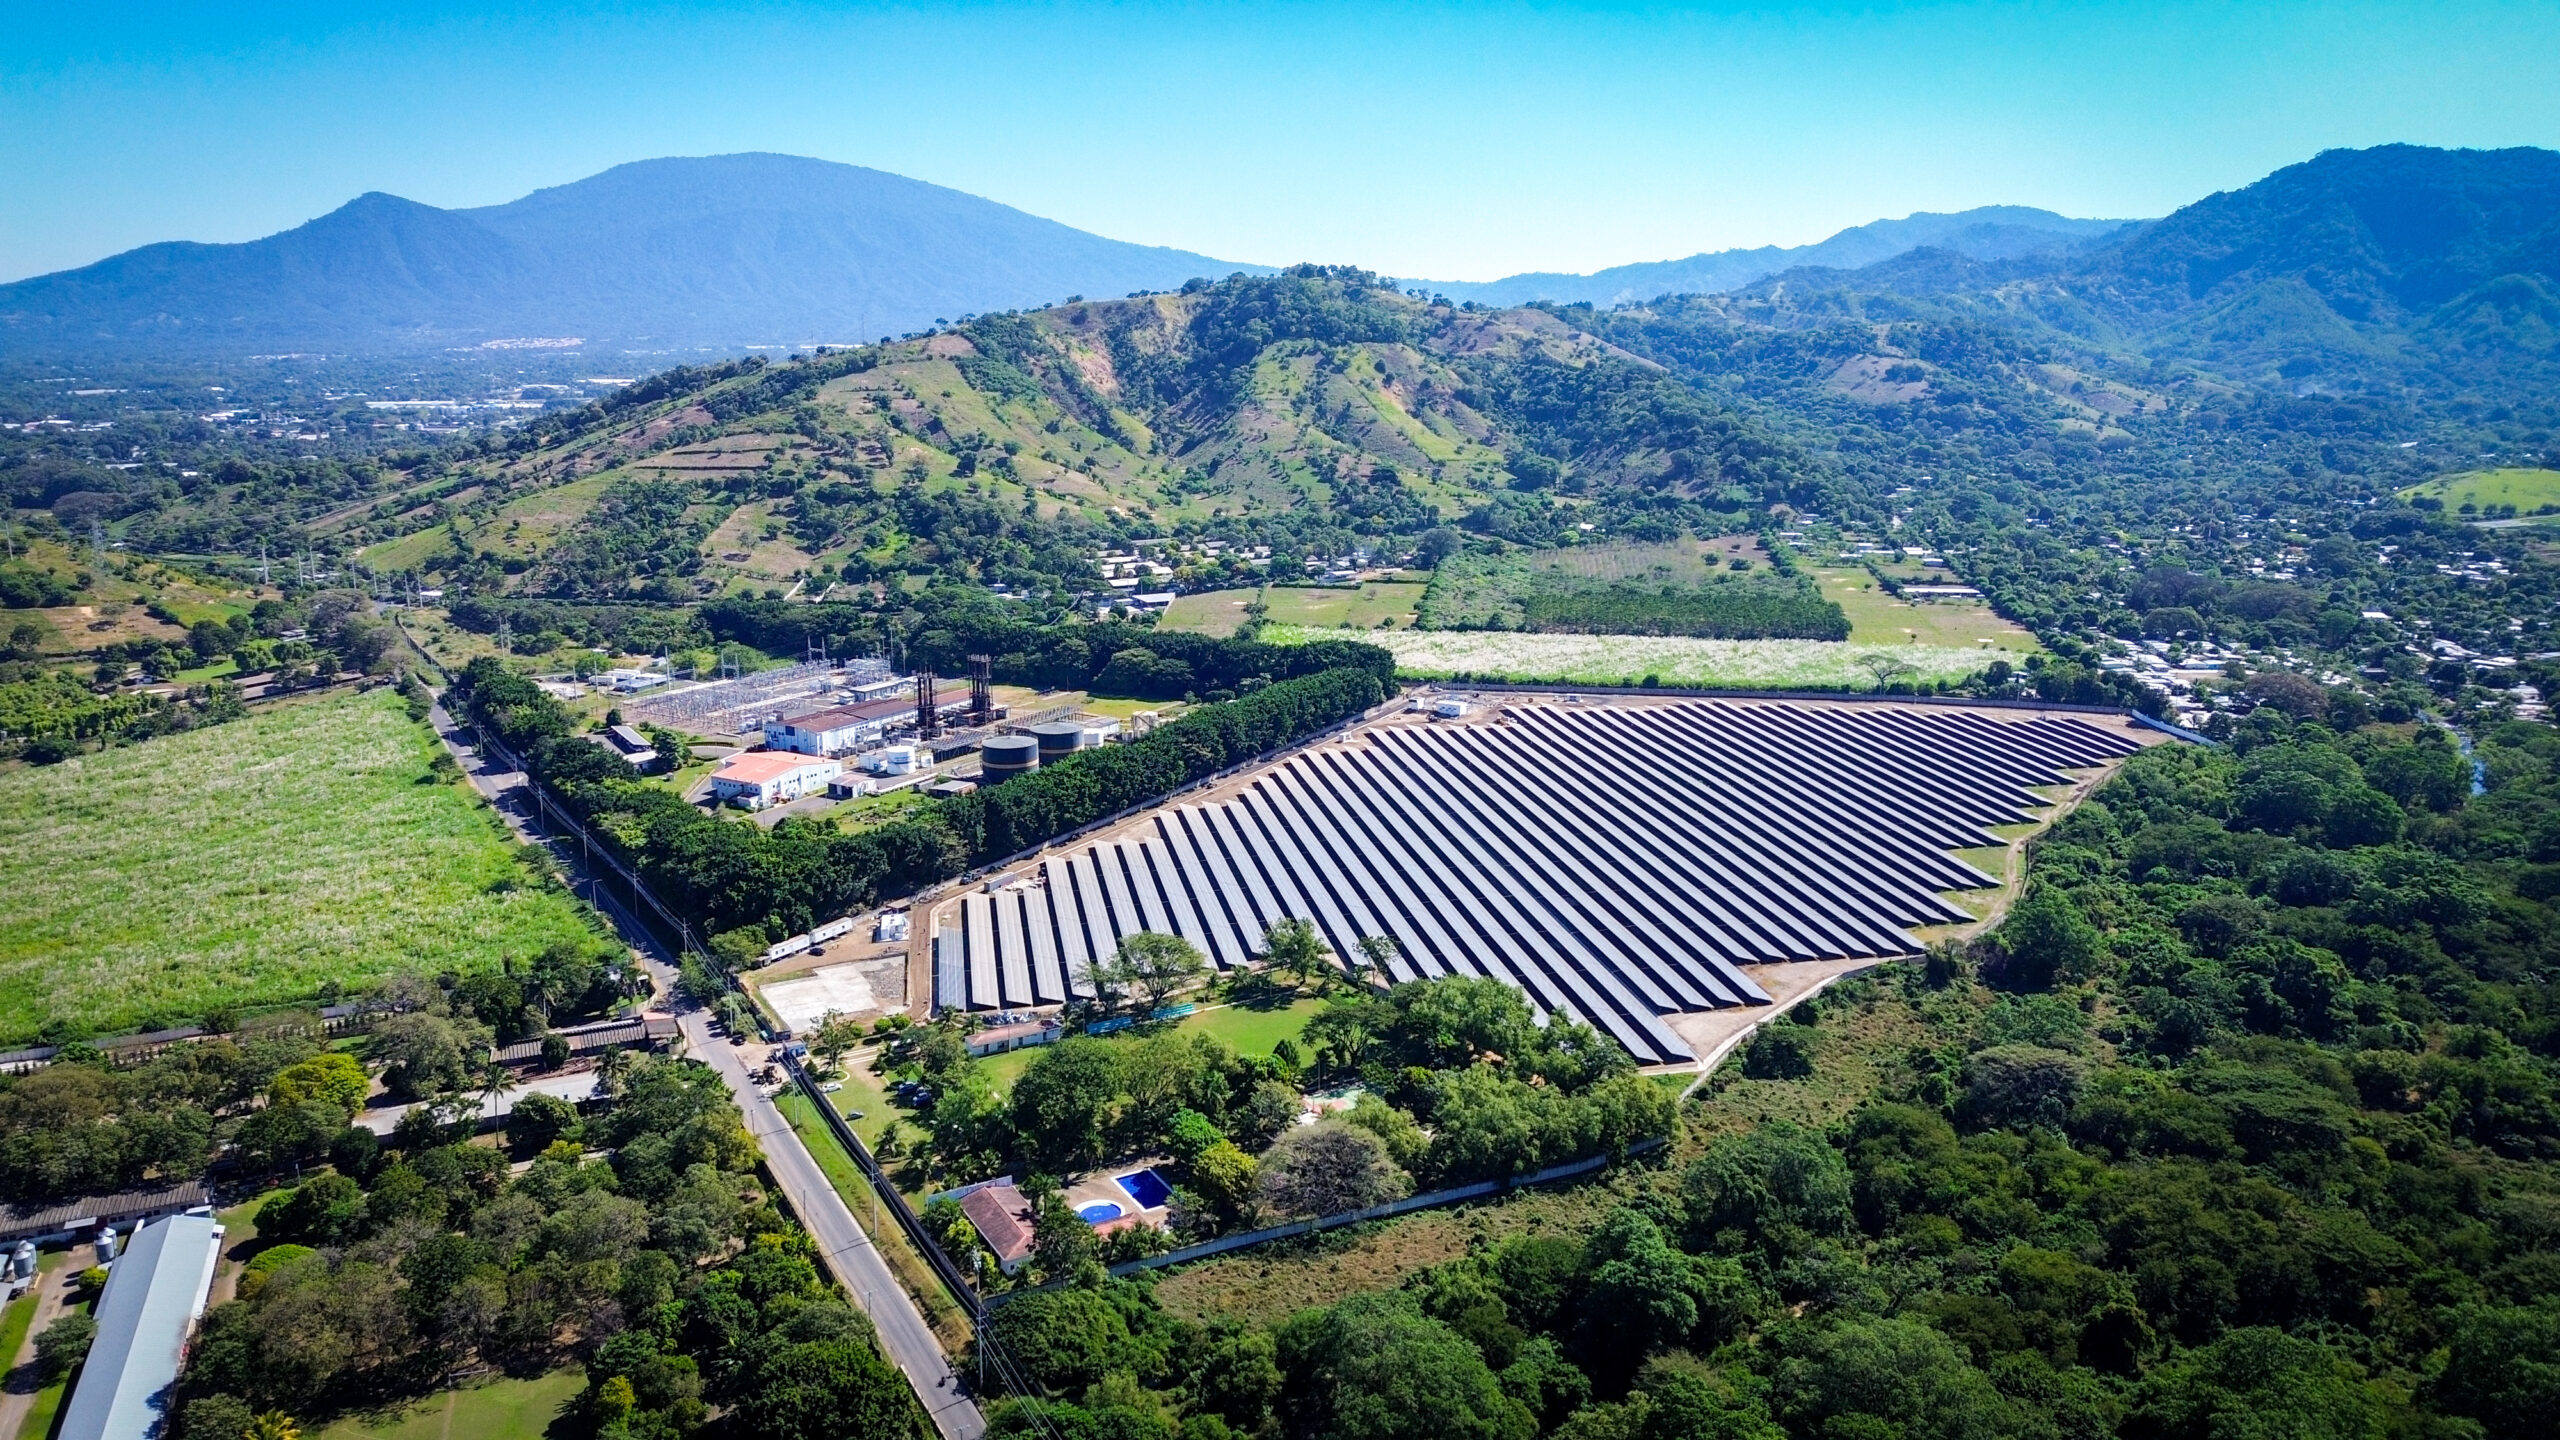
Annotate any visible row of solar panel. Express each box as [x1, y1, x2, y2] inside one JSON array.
[[932, 701, 2144, 1064]]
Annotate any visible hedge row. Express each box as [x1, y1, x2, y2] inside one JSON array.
[[701, 597, 1396, 701]]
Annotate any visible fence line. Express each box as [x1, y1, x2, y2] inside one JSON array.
[[787, 1054, 988, 1321], [988, 1137, 1668, 1305]]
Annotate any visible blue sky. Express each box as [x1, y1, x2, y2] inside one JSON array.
[[5, 1, 2556, 284]]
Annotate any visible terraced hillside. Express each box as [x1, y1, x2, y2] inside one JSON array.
[[324, 268, 1815, 605]]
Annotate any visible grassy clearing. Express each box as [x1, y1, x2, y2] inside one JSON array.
[[0, 688, 607, 1044], [1265, 626, 1997, 690], [1160, 588, 1258, 638], [2399, 466, 2560, 514], [306, 1369, 582, 1440], [974, 997, 1324, 1094], [1161, 584, 1424, 638], [360, 473, 620, 572], [1261, 583, 1424, 630], [1811, 568, 2040, 652], [773, 1090, 975, 1350]]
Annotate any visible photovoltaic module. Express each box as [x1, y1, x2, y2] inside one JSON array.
[[933, 699, 2143, 1063]]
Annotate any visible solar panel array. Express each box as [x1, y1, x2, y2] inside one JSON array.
[[933, 700, 2143, 1063]]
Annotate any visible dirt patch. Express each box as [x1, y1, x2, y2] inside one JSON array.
[[1824, 355, 1932, 405]]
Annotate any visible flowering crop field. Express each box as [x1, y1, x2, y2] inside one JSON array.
[[1261, 624, 2001, 690], [0, 688, 605, 1044]]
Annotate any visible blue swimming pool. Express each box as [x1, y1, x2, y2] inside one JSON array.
[[1115, 1167, 1175, 1210], [1076, 1200, 1125, 1224]]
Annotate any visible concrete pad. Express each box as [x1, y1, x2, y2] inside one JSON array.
[[764, 962, 884, 1031]]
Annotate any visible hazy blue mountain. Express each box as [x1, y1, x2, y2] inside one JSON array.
[[0, 154, 1262, 356], [1416, 206, 2136, 308]]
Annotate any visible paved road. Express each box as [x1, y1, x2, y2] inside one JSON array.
[[678, 1011, 984, 1440], [429, 698, 987, 1440]]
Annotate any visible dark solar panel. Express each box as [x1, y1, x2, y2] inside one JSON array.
[[940, 700, 2143, 1064]]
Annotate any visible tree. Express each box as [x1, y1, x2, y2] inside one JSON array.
[[1010, 1039, 1119, 1171], [733, 1339, 919, 1440], [366, 1011, 490, 1100], [1188, 1140, 1259, 1223], [1740, 1024, 1814, 1080], [34, 1312, 95, 1383], [2127, 1327, 2382, 1440], [1352, 934, 1399, 985], [1110, 932, 1212, 1015], [809, 1010, 865, 1076], [1274, 1292, 1534, 1440], [1988, 888, 2099, 990], [1681, 1122, 1853, 1253], [979, 1285, 1134, 1395], [503, 1091, 581, 1153], [1028, 1190, 1097, 1282], [1768, 1317, 2021, 1440], [1260, 918, 1332, 989], [1959, 1045, 2085, 1130], [268, 1053, 369, 1115], [1257, 1120, 1408, 1218], [245, 1413, 304, 1440], [1859, 653, 1920, 691]]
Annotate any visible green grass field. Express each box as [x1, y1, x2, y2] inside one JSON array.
[[0, 688, 608, 1043], [1264, 625, 2000, 690], [975, 997, 1323, 1093], [1159, 589, 1258, 637], [0, 1287, 37, 1391], [1810, 569, 2040, 652], [2398, 467, 2560, 514], [306, 1369, 582, 1440], [1162, 583, 1422, 638]]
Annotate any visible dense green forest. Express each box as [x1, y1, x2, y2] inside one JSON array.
[[159, 1056, 922, 1440]]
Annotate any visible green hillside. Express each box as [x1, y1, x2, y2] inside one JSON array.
[[323, 268, 1814, 605], [2398, 466, 2560, 515]]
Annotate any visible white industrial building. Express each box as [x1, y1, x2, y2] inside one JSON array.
[[708, 752, 843, 809], [59, 1212, 225, 1440]]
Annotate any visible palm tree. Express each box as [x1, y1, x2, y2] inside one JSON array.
[[245, 1411, 302, 1440]]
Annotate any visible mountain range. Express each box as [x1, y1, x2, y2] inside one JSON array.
[[1413, 207, 2134, 308], [0, 154, 2141, 359], [0, 154, 1256, 356]]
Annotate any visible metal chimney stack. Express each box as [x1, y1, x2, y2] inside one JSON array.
[[968, 654, 993, 728], [915, 668, 940, 740]]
